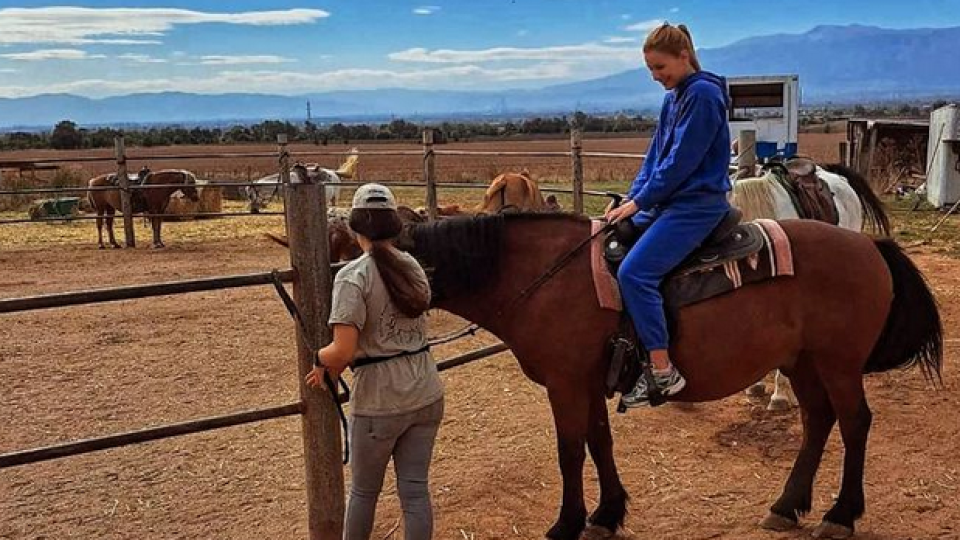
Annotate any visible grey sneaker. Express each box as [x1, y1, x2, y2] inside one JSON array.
[[620, 366, 687, 408], [654, 366, 687, 396]]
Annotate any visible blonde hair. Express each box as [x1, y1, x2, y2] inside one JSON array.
[[643, 23, 701, 71]]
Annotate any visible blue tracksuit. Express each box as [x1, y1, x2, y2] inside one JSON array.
[[618, 71, 732, 351]]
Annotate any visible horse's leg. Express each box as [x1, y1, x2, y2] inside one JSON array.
[[763, 362, 836, 531], [95, 211, 105, 249], [768, 369, 798, 411], [545, 384, 591, 540], [813, 376, 872, 539], [584, 393, 628, 539], [151, 216, 164, 248], [106, 210, 121, 249]]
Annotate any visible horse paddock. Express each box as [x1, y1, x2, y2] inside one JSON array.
[[1, 196, 959, 539]]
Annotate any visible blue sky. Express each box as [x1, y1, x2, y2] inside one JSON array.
[[0, 1, 958, 98]]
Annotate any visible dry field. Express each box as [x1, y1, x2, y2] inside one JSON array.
[[3, 132, 960, 540]]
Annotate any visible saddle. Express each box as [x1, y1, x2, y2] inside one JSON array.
[[768, 157, 840, 225], [603, 208, 764, 279], [107, 168, 151, 213]]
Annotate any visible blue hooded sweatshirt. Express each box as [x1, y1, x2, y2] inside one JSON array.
[[627, 71, 731, 211]]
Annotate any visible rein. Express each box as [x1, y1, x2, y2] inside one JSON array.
[[269, 270, 351, 465], [501, 219, 613, 315]]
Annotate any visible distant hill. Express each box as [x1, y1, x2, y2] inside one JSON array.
[[1, 24, 958, 129]]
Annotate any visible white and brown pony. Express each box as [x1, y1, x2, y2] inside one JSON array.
[[245, 149, 359, 213]]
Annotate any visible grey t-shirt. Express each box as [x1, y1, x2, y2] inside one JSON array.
[[329, 250, 443, 417]]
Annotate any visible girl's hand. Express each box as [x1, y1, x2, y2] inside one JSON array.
[[605, 200, 639, 224], [305, 365, 325, 388]]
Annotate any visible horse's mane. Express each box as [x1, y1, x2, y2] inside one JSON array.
[[731, 174, 779, 221], [410, 212, 587, 298], [411, 214, 504, 297]]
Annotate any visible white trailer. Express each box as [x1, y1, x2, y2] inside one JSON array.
[[926, 104, 960, 208], [727, 75, 800, 160]]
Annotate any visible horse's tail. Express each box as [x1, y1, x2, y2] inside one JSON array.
[[864, 238, 942, 382], [823, 163, 890, 236]]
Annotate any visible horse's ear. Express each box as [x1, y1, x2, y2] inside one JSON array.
[[519, 168, 532, 179]]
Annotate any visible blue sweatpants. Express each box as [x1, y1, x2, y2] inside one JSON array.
[[617, 204, 729, 351]]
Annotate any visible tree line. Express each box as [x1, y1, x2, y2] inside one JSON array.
[[0, 112, 657, 151]]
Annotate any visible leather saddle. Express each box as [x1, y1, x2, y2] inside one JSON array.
[[766, 157, 840, 225], [603, 207, 764, 277], [107, 168, 151, 212]]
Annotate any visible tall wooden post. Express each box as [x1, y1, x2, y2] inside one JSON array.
[[864, 126, 879, 188], [839, 141, 850, 166], [570, 128, 584, 214], [115, 136, 135, 247], [735, 129, 757, 180], [423, 128, 437, 221], [281, 133, 344, 539]]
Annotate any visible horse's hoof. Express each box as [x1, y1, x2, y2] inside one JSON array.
[[812, 521, 853, 539], [759, 512, 798, 531], [746, 383, 767, 397], [579, 525, 615, 540], [767, 397, 793, 411]]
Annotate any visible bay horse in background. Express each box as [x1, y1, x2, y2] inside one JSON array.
[[87, 169, 199, 249], [477, 170, 548, 214], [730, 161, 891, 410], [245, 149, 359, 213], [406, 213, 940, 540]]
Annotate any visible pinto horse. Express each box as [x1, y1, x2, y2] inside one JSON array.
[[731, 162, 891, 409], [87, 169, 199, 249], [407, 213, 941, 540]]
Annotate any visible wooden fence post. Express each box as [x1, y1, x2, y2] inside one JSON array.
[[115, 136, 135, 247], [839, 141, 850, 166], [735, 129, 757, 180], [570, 128, 584, 214], [281, 133, 344, 539], [423, 128, 437, 221]]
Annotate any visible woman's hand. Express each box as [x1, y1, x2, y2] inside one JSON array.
[[605, 200, 639, 224], [305, 355, 345, 388]]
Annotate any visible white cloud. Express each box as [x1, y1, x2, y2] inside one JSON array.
[[118, 53, 167, 64], [517, 29, 529, 37], [625, 19, 665, 32], [0, 63, 578, 98], [0, 68, 16, 73], [413, 6, 441, 15], [197, 55, 295, 65], [389, 43, 638, 64], [621, 14, 632, 20], [604, 36, 637, 44], [0, 49, 106, 61], [0, 7, 329, 45], [670, 7, 680, 13]]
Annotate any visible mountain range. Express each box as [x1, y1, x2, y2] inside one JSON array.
[[1, 24, 958, 129]]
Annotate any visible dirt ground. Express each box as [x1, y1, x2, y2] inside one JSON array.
[[2, 132, 958, 540], [0, 233, 957, 540]]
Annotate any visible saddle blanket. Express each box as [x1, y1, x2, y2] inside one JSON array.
[[590, 218, 794, 312]]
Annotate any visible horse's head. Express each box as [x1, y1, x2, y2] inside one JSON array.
[[172, 171, 200, 202]]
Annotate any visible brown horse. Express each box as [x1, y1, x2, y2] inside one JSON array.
[[87, 169, 199, 249], [477, 170, 546, 214], [407, 214, 941, 540]]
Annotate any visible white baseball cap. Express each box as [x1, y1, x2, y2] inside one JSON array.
[[351, 183, 397, 210]]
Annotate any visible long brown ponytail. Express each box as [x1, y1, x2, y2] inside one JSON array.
[[349, 208, 430, 318], [643, 22, 701, 71]]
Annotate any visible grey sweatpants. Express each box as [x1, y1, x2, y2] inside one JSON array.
[[345, 398, 444, 540]]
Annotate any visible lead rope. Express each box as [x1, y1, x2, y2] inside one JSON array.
[[270, 270, 351, 465]]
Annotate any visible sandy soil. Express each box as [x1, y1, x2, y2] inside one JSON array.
[[0, 228, 956, 540]]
